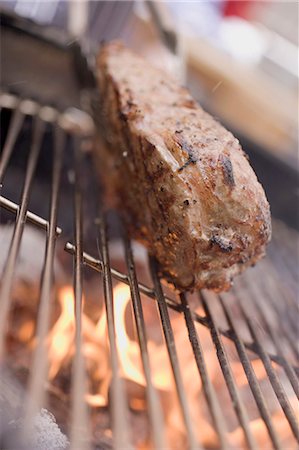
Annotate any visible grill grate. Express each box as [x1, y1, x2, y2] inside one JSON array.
[[0, 92, 298, 450]]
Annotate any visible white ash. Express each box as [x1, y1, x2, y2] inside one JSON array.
[[0, 369, 68, 449], [30, 408, 69, 450], [8, 409, 69, 450]]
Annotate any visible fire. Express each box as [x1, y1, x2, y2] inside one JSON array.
[[46, 282, 173, 418], [114, 284, 145, 385], [230, 411, 297, 449], [18, 320, 34, 342], [47, 286, 109, 406], [43, 283, 296, 450], [113, 283, 172, 390], [48, 286, 75, 379]]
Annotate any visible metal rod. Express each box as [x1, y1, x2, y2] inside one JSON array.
[[63, 243, 299, 375], [149, 256, 199, 450], [199, 292, 258, 450], [0, 92, 18, 109], [123, 233, 166, 450], [70, 137, 90, 450], [249, 272, 299, 361], [24, 125, 64, 426], [65, 241, 183, 313], [0, 196, 62, 235], [180, 292, 229, 450], [0, 114, 45, 359], [260, 279, 299, 360], [219, 294, 282, 450], [260, 257, 298, 341], [268, 249, 297, 288], [239, 302, 299, 441], [269, 235, 298, 288], [261, 254, 298, 312], [241, 281, 299, 399], [0, 106, 25, 183], [97, 212, 132, 450], [222, 330, 299, 376], [145, 0, 178, 54]]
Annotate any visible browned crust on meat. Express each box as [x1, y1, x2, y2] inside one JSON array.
[[94, 41, 271, 291]]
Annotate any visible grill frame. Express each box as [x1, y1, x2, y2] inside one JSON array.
[[0, 92, 298, 450]]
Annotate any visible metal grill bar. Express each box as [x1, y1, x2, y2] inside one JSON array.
[[70, 136, 90, 450], [219, 294, 282, 450], [65, 242, 184, 312], [0, 92, 19, 110], [260, 257, 298, 338], [0, 106, 25, 184], [0, 113, 45, 359], [219, 330, 298, 376], [1, 94, 298, 449], [200, 292, 258, 450], [239, 301, 299, 441], [266, 294, 298, 352], [149, 256, 199, 450], [122, 233, 166, 449], [270, 235, 298, 290], [270, 313, 298, 363], [25, 120, 63, 429], [243, 280, 299, 399], [180, 292, 229, 450], [64, 243, 299, 376], [97, 212, 132, 450], [0, 196, 62, 235], [255, 272, 299, 361]]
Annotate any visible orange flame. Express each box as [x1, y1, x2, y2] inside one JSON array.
[[18, 320, 34, 342], [47, 283, 172, 407], [113, 284, 145, 385], [113, 283, 173, 391], [48, 286, 75, 379], [44, 282, 296, 450], [47, 286, 110, 407]]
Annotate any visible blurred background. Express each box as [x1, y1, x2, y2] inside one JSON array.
[[0, 4, 298, 448], [0, 0, 298, 228]]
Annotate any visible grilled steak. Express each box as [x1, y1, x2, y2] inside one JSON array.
[[95, 41, 271, 291]]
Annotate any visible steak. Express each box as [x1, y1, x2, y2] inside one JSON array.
[[94, 41, 271, 291]]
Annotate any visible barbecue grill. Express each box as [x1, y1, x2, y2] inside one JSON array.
[[0, 6, 298, 450]]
